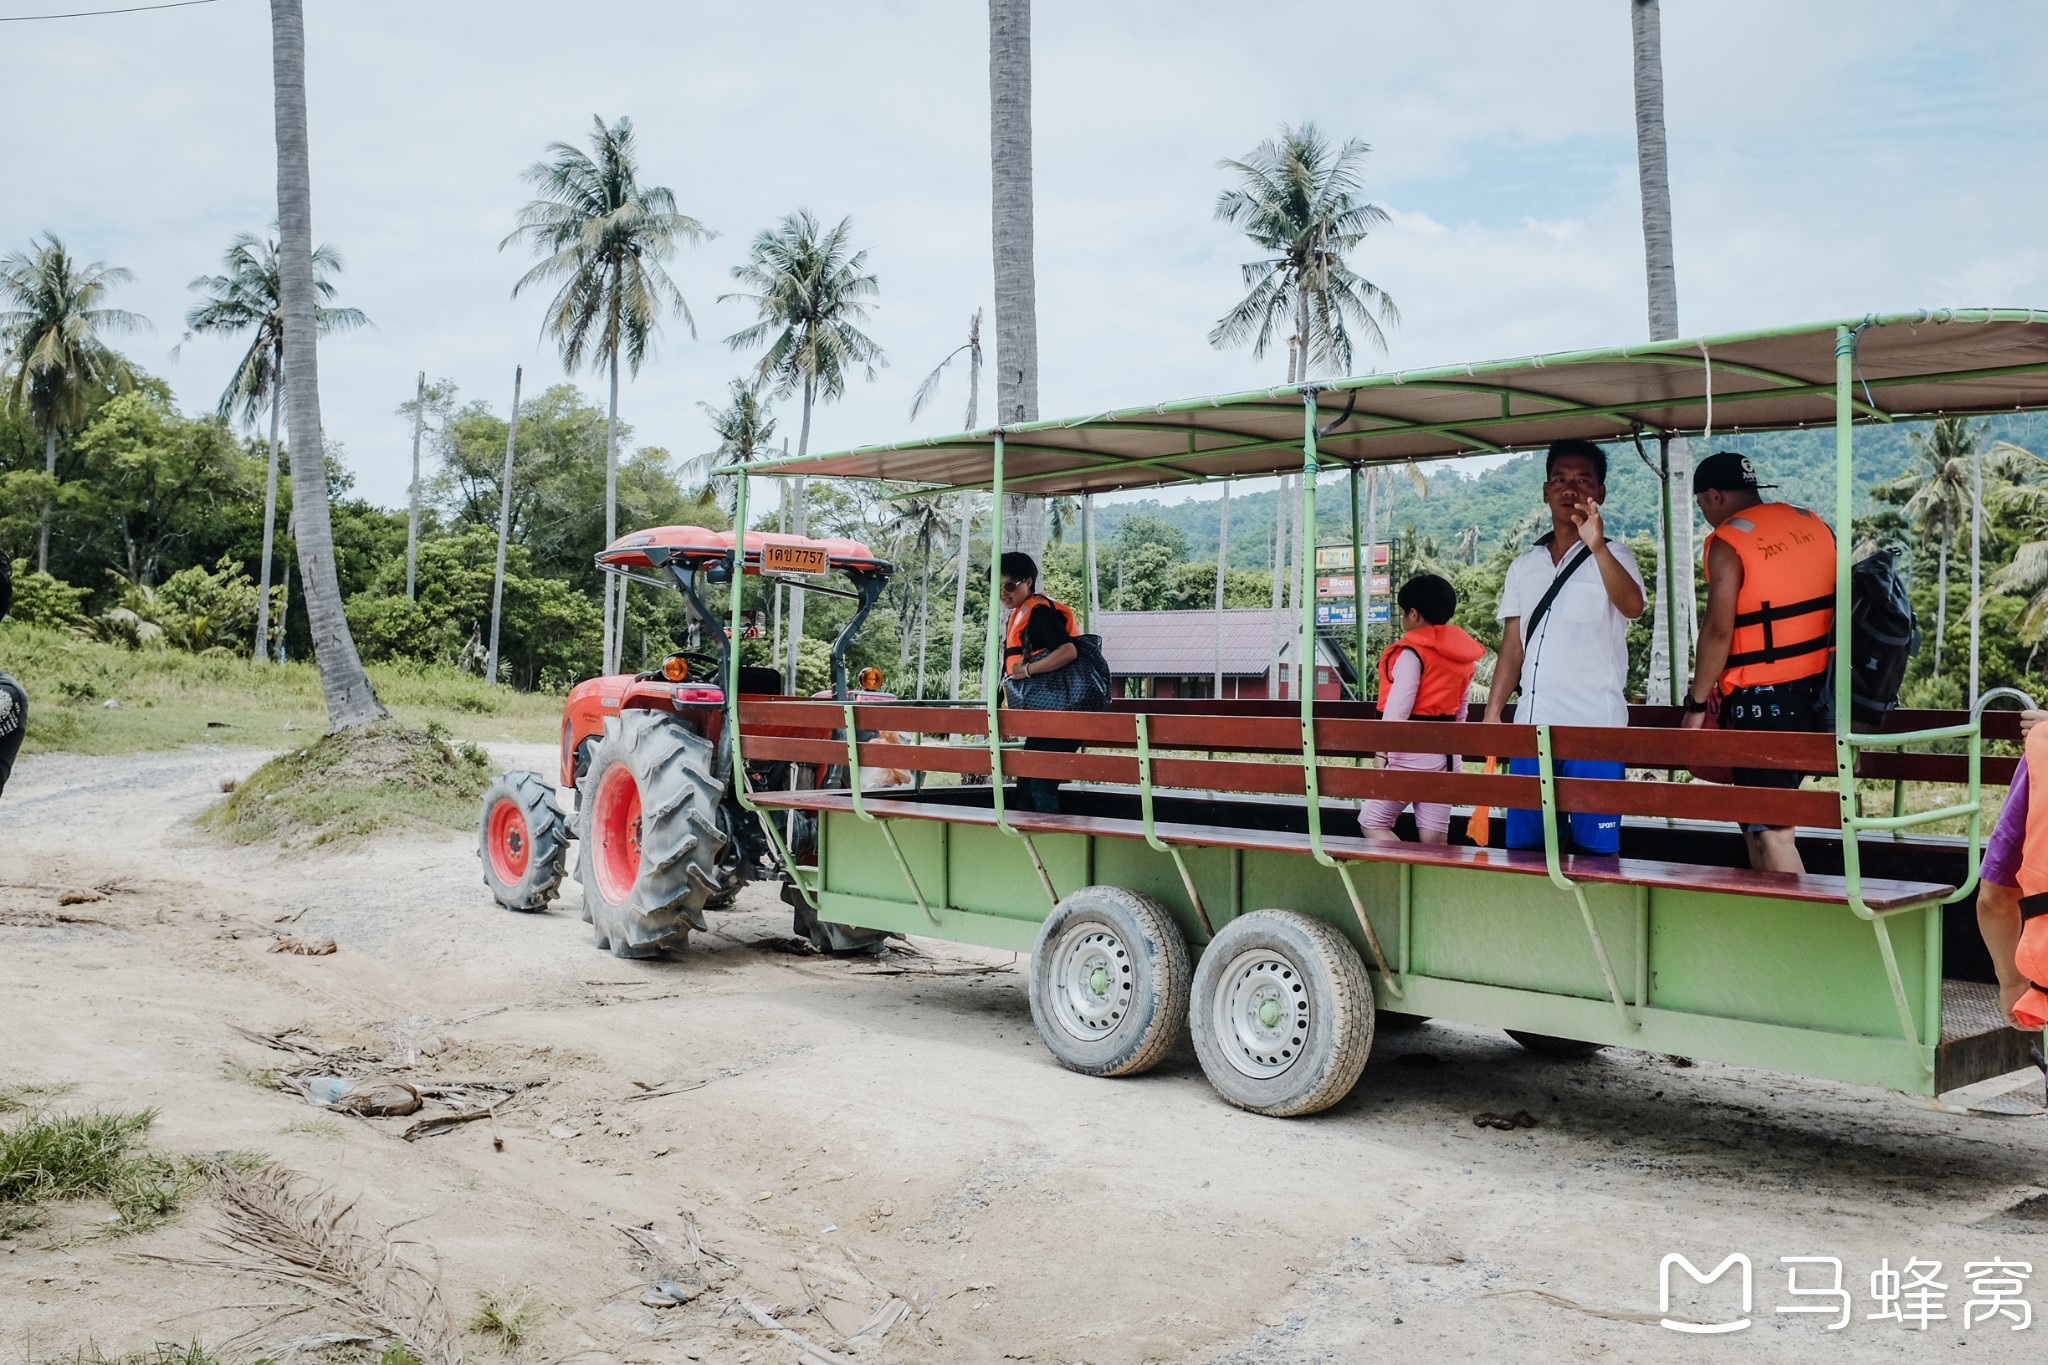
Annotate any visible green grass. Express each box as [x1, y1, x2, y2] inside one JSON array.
[[471, 1287, 542, 1346], [1, 622, 562, 756], [0, 1106, 193, 1238], [281, 1117, 347, 1140], [0, 1081, 76, 1114], [197, 719, 494, 847], [38, 1346, 225, 1365]]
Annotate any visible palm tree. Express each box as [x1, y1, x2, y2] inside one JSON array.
[[721, 210, 884, 684], [1983, 442, 2048, 642], [502, 114, 711, 674], [0, 233, 146, 572], [689, 375, 778, 518], [989, 0, 1045, 565], [1631, 0, 1694, 705], [887, 496, 950, 699], [185, 231, 368, 661], [1209, 123, 1399, 385], [269, 0, 384, 728], [1876, 416, 1980, 678], [912, 310, 984, 699]]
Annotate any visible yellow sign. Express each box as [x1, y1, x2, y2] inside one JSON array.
[[1316, 574, 1390, 600], [762, 543, 829, 575]]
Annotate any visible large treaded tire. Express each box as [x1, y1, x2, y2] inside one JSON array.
[[1190, 910, 1374, 1117], [1028, 886, 1190, 1078], [575, 710, 730, 957], [478, 771, 568, 911]]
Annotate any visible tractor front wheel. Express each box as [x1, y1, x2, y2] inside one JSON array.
[[575, 710, 731, 957], [478, 771, 568, 911]]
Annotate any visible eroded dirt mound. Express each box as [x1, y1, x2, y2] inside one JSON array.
[[200, 720, 491, 847]]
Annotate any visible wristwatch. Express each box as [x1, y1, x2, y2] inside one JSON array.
[[1683, 694, 1709, 714]]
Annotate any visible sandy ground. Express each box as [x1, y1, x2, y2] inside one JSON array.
[[6, 744, 2048, 1363]]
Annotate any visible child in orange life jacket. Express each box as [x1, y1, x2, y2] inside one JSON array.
[[1360, 574, 1485, 844]]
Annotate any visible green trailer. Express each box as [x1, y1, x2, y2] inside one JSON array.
[[716, 312, 2048, 1117]]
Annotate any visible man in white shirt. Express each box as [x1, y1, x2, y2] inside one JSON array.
[[1481, 439, 1647, 854]]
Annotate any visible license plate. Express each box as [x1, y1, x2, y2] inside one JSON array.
[[762, 543, 829, 576]]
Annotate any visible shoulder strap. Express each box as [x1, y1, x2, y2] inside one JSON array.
[[1522, 544, 1593, 643]]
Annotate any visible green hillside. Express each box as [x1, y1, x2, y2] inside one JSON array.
[[1092, 414, 2048, 567]]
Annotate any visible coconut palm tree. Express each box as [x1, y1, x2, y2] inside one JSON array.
[[1876, 416, 1981, 678], [886, 496, 950, 699], [0, 233, 146, 573], [502, 114, 711, 674], [1209, 123, 1399, 385], [269, 0, 384, 728], [185, 231, 368, 661], [688, 375, 777, 518], [1983, 442, 2048, 642], [912, 310, 985, 700], [721, 210, 884, 684], [1631, 0, 1695, 704], [989, 0, 1045, 565]]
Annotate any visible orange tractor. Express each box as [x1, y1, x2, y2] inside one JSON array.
[[477, 525, 895, 956]]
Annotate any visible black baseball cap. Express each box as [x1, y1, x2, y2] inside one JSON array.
[[1692, 450, 1776, 493]]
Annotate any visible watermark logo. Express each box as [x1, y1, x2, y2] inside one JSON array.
[[1660, 1253, 1752, 1334], [1659, 1254, 2033, 1335]]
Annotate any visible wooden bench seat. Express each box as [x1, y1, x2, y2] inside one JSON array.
[[750, 789, 1955, 912]]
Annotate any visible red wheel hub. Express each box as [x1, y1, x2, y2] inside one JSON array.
[[487, 799, 530, 883], [591, 763, 643, 904]]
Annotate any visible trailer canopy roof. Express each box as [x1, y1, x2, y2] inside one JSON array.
[[725, 311, 2048, 497]]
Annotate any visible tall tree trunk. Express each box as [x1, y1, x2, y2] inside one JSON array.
[[1268, 475, 1290, 696], [1633, 0, 1694, 703], [1935, 528, 1950, 679], [405, 369, 424, 600], [270, 0, 384, 729], [949, 496, 972, 699], [37, 427, 55, 573], [1212, 481, 1231, 697], [916, 554, 933, 700], [1081, 494, 1098, 623], [989, 0, 1044, 563], [486, 366, 522, 686], [785, 380, 814, 687], [602, 350, 621, 674], [253, 385, 283, 661]]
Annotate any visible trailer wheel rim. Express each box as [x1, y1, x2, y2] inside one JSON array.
[[1047, 924, 1133, 1041], [590, 763, 642, 904], [1212, 948, 1309, 1079], [487, 799, 531, 883]]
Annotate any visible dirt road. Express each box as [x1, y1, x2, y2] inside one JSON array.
[[5, 744, 2048, 1362]]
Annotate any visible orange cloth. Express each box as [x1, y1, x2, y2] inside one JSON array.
[[1701, 501, 1836, 694], [1375, 624, 1485, 721], [2010, 725, 2048, 1028], [1002, 593, 1080, 664]]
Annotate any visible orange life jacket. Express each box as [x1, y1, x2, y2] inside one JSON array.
[[1003, 593, 1080, 663], [1702, 501, 1837, 694], [2009, 727, 2048, 1028], [1375, 624, 1485, 721]]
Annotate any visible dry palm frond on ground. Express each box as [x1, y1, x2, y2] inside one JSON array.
[[149, 1160, 461, 1364]]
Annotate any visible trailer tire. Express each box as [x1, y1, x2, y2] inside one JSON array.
[[1505, 1030, 1604, 1059], [1191, 910, 1373, 1117], [478, 771, 569, 911], [576, 710, 730, 957], [1028, 886, 1190, 1078]]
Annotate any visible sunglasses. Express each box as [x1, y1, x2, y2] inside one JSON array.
[[1001, 579, 1025, 592]]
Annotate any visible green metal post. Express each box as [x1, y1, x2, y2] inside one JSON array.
[[1659, 434, 1681, 706], [1349, 462, 1366, 697]]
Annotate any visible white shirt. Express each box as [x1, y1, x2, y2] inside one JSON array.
[[1497, 534, 1643, 728]]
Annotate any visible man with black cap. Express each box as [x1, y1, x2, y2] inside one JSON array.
[[1682, 451, 1836, 874]]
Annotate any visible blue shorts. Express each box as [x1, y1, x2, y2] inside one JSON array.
[[1504, 757, 1622, 856]]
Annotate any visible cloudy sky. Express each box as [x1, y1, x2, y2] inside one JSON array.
[[6, 0, 2045, 511]]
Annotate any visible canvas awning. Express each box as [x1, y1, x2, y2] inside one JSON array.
[[723, 311, 2048, 497]]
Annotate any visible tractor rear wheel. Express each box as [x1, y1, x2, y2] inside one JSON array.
[[575, 710, 730, 957], [478, 771, 568, 911]]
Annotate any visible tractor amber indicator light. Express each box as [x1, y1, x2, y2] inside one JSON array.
[[661, 655, 689, 683], [858, 666, 884, 692]]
